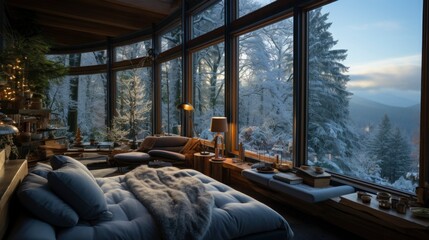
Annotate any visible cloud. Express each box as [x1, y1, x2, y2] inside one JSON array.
[[347, 55, 422, 91]]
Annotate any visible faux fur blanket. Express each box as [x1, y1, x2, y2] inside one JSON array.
[[124, 166, 214, 240]]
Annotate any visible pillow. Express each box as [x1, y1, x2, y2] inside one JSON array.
[[148, 150, 186, 161], [136, 136, 157, 152], [180, 138, 200, 154], [30, 162, 53, 178], [50, 155, 95, 181], [47, 164, 112, 221], [17, 173, 79, 227]]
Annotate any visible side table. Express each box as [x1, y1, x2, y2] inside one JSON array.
[[193, 152, 215, 175], [209, 159, 225, 182]]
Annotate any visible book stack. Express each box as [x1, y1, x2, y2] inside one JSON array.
[[273, 172, 303, 185], [296, 167, 331, 187]]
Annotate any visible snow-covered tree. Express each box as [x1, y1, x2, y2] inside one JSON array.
[[369, 115, 412, 182], [307, 8, 356, 162]]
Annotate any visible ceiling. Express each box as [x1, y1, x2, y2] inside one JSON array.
[[5, 0, 181, 48]]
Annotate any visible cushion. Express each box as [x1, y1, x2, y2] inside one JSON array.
[[30, 162, 53, 178], [114, 152, 151, 163], [50, 155, 95, 181], [148, 149, 186, 161], [47, 164, 112, 221], [136, 136, 157, 152], [180, 138, 200, 154], [17, 173, 79, 227]]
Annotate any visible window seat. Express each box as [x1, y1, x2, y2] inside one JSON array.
[[241, 169, 355, 203]]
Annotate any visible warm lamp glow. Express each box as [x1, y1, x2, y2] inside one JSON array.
[[177, 103, 194, 111]]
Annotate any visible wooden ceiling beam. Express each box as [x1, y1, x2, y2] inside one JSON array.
[[41, 27, 105, 47], [36, 14, 131, 37], [103, 0, 180, 15], [7, 0, 146, 30]]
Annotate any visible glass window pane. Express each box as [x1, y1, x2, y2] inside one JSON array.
[[115, 68, 153, 140], [161, 58, 182, 135], [238, 0, 276, 18], [115, 40, 152, 62], [238, 17, 294, 162], [160, 25, 182, 52], [192, 0, 224, 39], [307, 0, 422, 194], [47, 73, 108, 141], [47, 50, 107, 67], [192, 43, 225, 139]]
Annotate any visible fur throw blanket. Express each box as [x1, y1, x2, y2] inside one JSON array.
[[125, 166, 214, 240]]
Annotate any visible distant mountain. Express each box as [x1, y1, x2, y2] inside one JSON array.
[[348, 95, 420, 138]]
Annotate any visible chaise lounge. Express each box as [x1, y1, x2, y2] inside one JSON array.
[[113, 136, 201, 169]]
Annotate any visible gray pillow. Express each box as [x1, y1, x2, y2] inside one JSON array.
[[50, 155, 95, 181], [30, 162, 53, 178], [17, 173, 79, 227], [47, 164, 112, 221]]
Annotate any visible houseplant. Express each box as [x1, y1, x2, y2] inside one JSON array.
[[0, 32, 68, 101]]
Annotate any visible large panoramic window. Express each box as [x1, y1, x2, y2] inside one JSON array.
[[192, 0, 224, 39], [238, 17, 294, 161], [238, 0, 276, 17], [192, 43, 225, 139], [307, 0, 422, 194], [161, 58, 182, 135], [160, 25, 182, 53], [47, 50, 107, 67], [47, 73, 108, 141], [115, 68, 153, 141], [115, 40, 152, 62]]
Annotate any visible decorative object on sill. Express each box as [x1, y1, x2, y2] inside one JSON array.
[[239, 142, 245, 161], [296, 166, 331, 188], [210, 117, 228, 161], [314, 166, 324, 174], [376, 192, 391, 201], [0, 123, 20, 160], [378, 199, 391, 209], [177, 102, 195, 137], [361, 194, 372, 204], [410, 207, 429, 218]]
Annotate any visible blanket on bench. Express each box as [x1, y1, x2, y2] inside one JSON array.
[[125, 166, 214, 240]]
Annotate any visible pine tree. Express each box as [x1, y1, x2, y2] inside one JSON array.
[[307, 8, 356, 161], [368, 115, 411, 183]]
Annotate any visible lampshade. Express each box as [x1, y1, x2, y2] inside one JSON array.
[[0, 124, 19, 135], [210, 117, 228, 133], [177, 103, 194, 111]]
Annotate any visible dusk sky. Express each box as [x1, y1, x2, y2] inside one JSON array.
[[324, 0, 423, 107]]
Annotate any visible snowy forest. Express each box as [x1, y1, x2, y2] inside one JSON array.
[[46, 0, 419, 194]]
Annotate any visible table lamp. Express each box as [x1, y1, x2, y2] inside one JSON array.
[[210, 117, 228, 160]]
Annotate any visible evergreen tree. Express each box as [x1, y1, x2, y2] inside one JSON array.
[[368, 115, 411, 183], [307, 8, 356, 161], [368, 115, 393, 179]]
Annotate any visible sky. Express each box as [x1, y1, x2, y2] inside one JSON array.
[[322, 0, 423, 107]]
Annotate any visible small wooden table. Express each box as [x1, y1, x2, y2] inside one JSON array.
[[193, 152, 215, 175]]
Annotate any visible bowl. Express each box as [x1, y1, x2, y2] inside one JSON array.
[[376, 192, 391, 201], [300, 165, 309, 170], [314, 166, 324, 174], [361, 194, 372, 204]]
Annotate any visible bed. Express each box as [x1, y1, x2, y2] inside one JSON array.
[[6, 155, 294, 240]]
